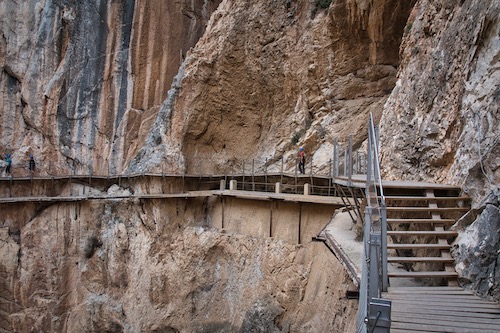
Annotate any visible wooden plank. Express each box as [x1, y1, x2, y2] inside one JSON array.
[[390, 329, 437, 333], [387, 207, 469, 212], [388, 256, 454, 263], [387, 243, 451, 249], [388, 271, 457, 278], [387, 230, 458, 236], [391, 315, 500, 331], [385, 196, 470, 201], [390, 301, 500, 313], [391, 307, 500, 319], [425, 188, 460, 288], [384, 290, 474, 297], [391, 321, 494, 333], [387, 291, 468, 295], [388, 294, 496, 304], [387, 218, 455, 224], [387, 286, 465, 292]]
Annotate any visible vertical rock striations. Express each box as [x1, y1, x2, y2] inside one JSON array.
[[380, 0, 499, 201], [0, 0, 220, 175], [128, 0, 414, 174]]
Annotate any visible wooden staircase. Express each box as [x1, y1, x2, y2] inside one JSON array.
[[383, 185, 470, 286]]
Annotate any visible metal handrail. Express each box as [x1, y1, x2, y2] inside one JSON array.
[[369, 113, 385, 206], [357, 113, 390, 333]]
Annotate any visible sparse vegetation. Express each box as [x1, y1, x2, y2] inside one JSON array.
[[291, 132, 302, 145], [405, 22, 413, 34], [316, 0, 332, 9]]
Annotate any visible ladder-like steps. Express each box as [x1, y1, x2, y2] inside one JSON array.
[[388, 243, 451, 250], [385, 196, 470, 202], [387, 218, 455, 224], [388, 257, 455, 263], [388, 271, 458, 278], [387, 230, 458, 237], [387, 207, 469, 212]]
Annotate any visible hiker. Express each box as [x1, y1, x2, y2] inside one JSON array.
[[5, 153, 12, 175], [28, 155, 36, 174], [298, 147, 306, 174]]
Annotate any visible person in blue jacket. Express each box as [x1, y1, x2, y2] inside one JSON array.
[[5, 153, 12, 174]]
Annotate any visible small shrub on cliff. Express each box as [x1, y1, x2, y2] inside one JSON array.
[[317, 0, 332, 9], [84, 236, 102, 259], [291, 132, 302, 145]]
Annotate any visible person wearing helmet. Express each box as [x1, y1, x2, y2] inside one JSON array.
[[298, 147, 306, 174], [29, 155, 36, 174], [5, 153, 12, 174]]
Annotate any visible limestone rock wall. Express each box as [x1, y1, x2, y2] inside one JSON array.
[[0, 0, 220, 175], [380, 0, 499, 202], [452, 191, 500, 302], [127, 0, 414, 174], [0, 198, 357, 333]]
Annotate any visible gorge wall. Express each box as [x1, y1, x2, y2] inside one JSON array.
[[0, 0, 221, 175], [129, 0, 415, 174], [380, 0, 499, 202], [378, 0, 499, 301], [1, 0, 500, 331], [0, 197, 357, 333]]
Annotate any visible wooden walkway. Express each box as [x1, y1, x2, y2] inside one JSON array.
[[0, 189, 349, 207], [385, 287, 500, 333]]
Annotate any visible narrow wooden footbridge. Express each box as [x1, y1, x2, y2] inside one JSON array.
[[2, 171, 499, 332], [2, 120, 499, 332]]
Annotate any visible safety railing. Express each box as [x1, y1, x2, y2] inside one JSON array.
[[356, 113, 390, 333], [0, 137, 367, 180]]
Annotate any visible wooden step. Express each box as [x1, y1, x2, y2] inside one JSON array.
[[384, 195, 471, 201], [387, 218, 455, 224], [388, 271, 458, 278], [387, 243, 451, 250], [387, 230, 458, 237], [385, 196, 470, 202], [388, 257, 455, 263], [387, 207, 469, 212]]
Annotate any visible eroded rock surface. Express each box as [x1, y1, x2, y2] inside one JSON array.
[[1, 199, 357, 332], [380, 0, 499, 202], [0, 0, 221, 175], [453, 191, 500, 302], [130, 0, 414, 174]]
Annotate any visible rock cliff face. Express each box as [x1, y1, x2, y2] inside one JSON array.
[[452, 191, 500, 302], [2, 0, 500, 331], [0, 199, 357, 333], [379, 0, 499, 301], [0, 0, 221, 175], [380, 0, 499, 202], [129, 0, 414, 174]]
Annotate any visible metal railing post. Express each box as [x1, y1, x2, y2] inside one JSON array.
[[252, 159, 255, 191], [333, 138, 339, 177], [381, 205, 388, 292], [348, 135, 353, 185], [265, 158, 268, 192], [242, 161, 246, 191], [281, 157, 284, 183], [344, 147, 348, 177], [368, 232, 381, 301], [367, 124, 373, 195], [309, 155, 313, 177]]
